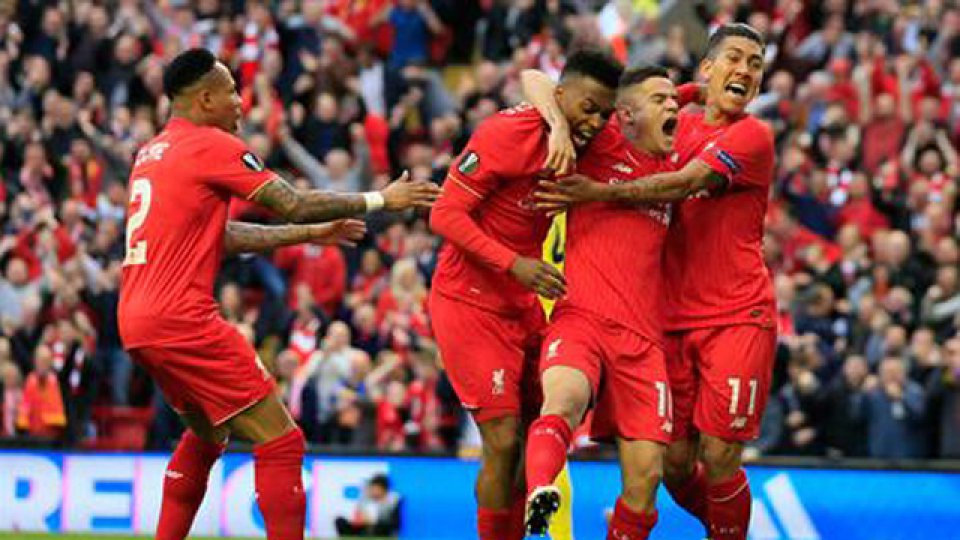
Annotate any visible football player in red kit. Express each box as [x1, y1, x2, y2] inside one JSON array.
[[118, 48, 439, 540], [429, 50, 623, 540], [528, 24, 776, 540], [522, 66, 680, 539]]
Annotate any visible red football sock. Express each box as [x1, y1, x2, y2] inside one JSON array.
[[253, 428, 306, 540], [477, 507, 512, 540], [665, 461, 709, 527], [707, 468, 751, 540], [606, 498, 658, 540], [156, 430, 224, 540], [525, 415, 572, 492], [506, 485, 527, 540]]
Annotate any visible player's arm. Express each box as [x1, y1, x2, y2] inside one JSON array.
[[430, 175, 566, 299], [535, 160, 727, 208], [223, 219, 366, 255], [519, 69, 575, 174], [251, 171, 440, 223]]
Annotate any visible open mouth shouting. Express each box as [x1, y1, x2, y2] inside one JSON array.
[[724, 81, 750, 99], [571, 127, 597, 148]]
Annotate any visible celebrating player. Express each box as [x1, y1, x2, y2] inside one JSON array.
[[526, 24, 776, 540], [118, 48, 439, 540], [522, 66, 679, 539], [428, 50, 623, 540]]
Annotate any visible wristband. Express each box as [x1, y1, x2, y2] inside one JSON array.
[[363, 191, 385, 212]]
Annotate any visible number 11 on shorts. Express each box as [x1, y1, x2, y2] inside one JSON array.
[[727, 377, 758, 416]]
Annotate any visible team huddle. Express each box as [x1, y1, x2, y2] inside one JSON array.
[[120, 22, 773, 540], [431, 23, 775, 540]]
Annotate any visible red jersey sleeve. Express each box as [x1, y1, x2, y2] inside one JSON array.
[[430, 109, 548, 273], [198, 129, 274, 199], [446, 109, 546, 197], [697, 117, 774, 189], [430, 178, 518, 272]]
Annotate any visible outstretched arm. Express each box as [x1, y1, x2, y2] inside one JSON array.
[[251, 171, 439, 223], [536, 160, 727, 209], [223, 219, 366, 255]]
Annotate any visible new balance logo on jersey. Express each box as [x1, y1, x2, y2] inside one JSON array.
[[612, 162, 633, 174], [165, 470, 184, 480], [546, 339, 562, 359], [492, 369, 505, 395]]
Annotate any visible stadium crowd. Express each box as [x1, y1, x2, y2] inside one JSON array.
[[0, 0, 957, 462]]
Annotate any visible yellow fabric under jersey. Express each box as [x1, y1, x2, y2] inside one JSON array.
[[539, 214, 574, 539]]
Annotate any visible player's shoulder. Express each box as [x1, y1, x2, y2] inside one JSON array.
[[477, 103, 548, 138], [173, 121, 245, 154], [735, 113, 772, 133]]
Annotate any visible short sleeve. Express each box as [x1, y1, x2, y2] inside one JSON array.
[[199, 129, 274, 199], [697, 117, 774, 189], [448, 111, 547, 199]]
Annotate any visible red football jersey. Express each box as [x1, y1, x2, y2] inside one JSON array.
[[663, 111, 776, 330], [430, 104, 554, 315], [118, 118, 273, 347], [555, 126, 675, 344]]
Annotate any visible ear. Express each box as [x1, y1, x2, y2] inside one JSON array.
[[698, 58, 713, 82], [553, 85, 565, 100]]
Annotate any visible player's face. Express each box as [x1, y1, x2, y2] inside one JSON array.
[[701, 36, 764, 116], [555, 77, 616, 149], [619, 76, 679, 155], [203, 63, 243, 133]]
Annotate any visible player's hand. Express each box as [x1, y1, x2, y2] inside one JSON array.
[[306, 219, 367, 247], [535, 174, 604, 214], [380, 170, 441, 210], [543, 123, 576, 176], [509, 256, 566, 299]]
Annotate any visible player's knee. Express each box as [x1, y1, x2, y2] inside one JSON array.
[[482, 420, 521, 459], [621, 470, 660, 510], [700, 436, 742, 479], [663, 442, 696, 484]]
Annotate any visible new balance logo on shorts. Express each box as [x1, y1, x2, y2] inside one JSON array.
[[730, 416, 748, 430]]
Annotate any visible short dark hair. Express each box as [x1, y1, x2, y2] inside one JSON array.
[[163, 48, 218, 99], [619, 65, 670, 89], [706, 23, 765, 58], [369, 473, 390, 491], [560, 49, 624, 89]]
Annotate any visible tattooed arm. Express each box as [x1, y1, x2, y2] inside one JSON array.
[[224, 219, 366, 255], [535, 160, 728, 211], [251, 171, 439, 224], [603, 161, 729, 203]]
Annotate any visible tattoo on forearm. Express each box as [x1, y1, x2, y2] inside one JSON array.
[[253, 177, 366, 223], [224, 222, 311, 254]]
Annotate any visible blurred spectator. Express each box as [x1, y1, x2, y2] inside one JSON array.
[[866, 357, 928, 459], [17, 344, 66, 441], [818, 355, 871, 458], [335, 473, 401, 537], [927, 337, 960, 458]]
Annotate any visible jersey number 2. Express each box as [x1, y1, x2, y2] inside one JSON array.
[[123, 178, 152, 266]]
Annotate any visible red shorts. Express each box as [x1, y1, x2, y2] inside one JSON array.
[[666, 324, 777, 442], [429, 292, 545, 424], [128, 319, 275, 426], [540, 307, 672, 443]]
